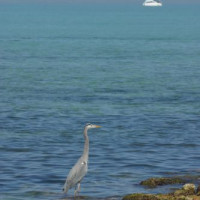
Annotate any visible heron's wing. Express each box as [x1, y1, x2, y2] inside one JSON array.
[[65, 158, 88, 188]]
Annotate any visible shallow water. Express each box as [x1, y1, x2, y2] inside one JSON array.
[[0, 2, 200, 200]]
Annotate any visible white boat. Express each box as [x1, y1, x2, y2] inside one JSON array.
[[143, 0, 162, 6]]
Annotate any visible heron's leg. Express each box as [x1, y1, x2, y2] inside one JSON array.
[[77, 182, 81, 194], [74, 182, 81, 198]]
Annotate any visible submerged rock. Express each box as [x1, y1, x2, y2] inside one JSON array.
[[140, 177, 185, 188]]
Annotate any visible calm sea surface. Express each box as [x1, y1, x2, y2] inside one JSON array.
[[0, 2, 200, 200]]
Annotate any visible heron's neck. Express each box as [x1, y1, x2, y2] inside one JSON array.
[[83, 127, 89, 160]]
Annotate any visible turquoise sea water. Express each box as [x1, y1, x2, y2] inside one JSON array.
[[0, 3, 200, 200]]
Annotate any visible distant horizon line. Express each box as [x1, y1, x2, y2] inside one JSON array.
[[0, 0, 200, 4]]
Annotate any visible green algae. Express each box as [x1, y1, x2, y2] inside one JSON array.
[[123, 184, 200, 200], [123, 173, 200, 200], [123, 194, 159, 200]]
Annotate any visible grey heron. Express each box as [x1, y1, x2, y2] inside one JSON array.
[[63, 123, 101, 197]]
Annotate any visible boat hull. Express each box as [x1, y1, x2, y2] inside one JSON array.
[[143, 2, 162, 6]]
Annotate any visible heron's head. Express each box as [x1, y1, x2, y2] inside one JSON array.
[[85, 123, 101, 129]]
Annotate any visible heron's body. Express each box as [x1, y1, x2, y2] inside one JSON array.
[[63, 123, 101, 196], [63, 156, 88, 193]]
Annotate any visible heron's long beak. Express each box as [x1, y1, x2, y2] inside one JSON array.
[[95, 125, 101, 128]]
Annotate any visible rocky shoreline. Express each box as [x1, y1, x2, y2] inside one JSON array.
[[123, 175, 200, 200]]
